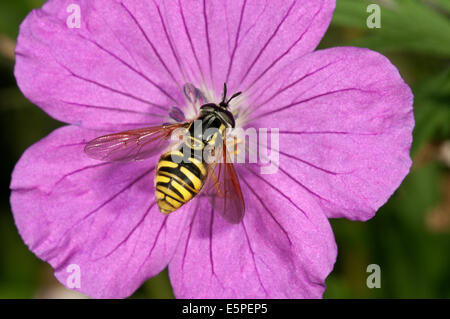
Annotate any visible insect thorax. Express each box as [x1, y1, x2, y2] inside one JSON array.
[[191, 103, 234, 141]]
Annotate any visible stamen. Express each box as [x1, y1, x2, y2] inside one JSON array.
[[169, 106, 186, 123], [183, 83, 207, 105], [183, 83, 198, 103]]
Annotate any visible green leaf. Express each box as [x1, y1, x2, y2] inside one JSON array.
[[332, 0, 450, 57], [392, 163, 442, 229], [431, 0, 450, 13], [412, 69, 450, 155], [0, 0, 44, 38]]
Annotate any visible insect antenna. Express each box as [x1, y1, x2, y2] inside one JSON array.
[[227, 91, 242, 104], [220, 83, 242, 108], [220, 83, 228, 106]]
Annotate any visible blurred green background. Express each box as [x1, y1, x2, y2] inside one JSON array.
[[1, 0, 449, 298]]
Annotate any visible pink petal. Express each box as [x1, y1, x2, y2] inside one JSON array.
[[249, 47, 414, 220], [163, 0, 335, 95], [14, 0, 186, 130], [169, 168, 336, 298], [10, 126, 190, 298], [15, 0, 335, 129]]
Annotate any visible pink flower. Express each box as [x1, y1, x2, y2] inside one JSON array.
[[11, 0, 414, 298]]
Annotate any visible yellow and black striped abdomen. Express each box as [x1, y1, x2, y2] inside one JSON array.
[[155, 105, 229, 214], [155, 150, 207, 214]]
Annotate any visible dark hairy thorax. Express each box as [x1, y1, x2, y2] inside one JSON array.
[[190, 103, 235, 141]]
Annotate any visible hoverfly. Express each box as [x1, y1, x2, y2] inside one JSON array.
[[84, 84, 245, 223]]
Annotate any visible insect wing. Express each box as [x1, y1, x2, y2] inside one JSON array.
[[84, 123, 188, 162], [202, 142, 245, 223]]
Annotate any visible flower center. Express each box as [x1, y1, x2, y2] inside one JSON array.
[[179, 83, 250, 128]]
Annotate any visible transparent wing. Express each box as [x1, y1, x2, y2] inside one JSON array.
[[202, 142, 245, 224], [84, 123, 188, 162]]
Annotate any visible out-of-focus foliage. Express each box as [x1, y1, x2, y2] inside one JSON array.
[[413, 70, 450, 156], [0, 0, 449, 299], [0, 0, 43, 38], [332, 0, 450, 57]]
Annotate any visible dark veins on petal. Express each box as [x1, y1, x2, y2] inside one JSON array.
[[95, 201, 158, 260], [178, 0, 206, 82], [53, 58, 163, 109], [53, 166, 156, 255], [242, 166, 312, 223], [208, 204, 215, 275], [239, 0, 297, 85], [277, 166, 338, 206], [207, 203, 226, 290], [61, 100, 166, 117], [256, 141, 351, 175], [50, 162, 113, 195], [244, 141, 343, 207], [241, 221, 269, 297], [203, 0, 213, 85], [120, 3, 181, 90], [278, 130, 385, 136], [153, 0, 187, 82], [77, 33, 177, 107], [181, 200, 200, 272], [135, 215, 169, 274], [240, 177, 292, 247], [250, 88, 376, 121], [225, 0, 247, 83], [250, 59, 342, 113], [245, 0, 326, 92]]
